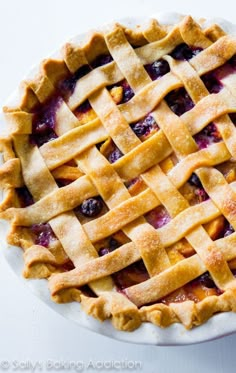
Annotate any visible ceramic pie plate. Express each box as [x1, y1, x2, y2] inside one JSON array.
[[1, 12, 236, 346]]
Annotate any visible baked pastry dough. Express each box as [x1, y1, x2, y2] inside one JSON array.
[[1, 15, 236, 331]]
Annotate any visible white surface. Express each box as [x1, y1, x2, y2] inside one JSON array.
[[1, 0, 236, 372]]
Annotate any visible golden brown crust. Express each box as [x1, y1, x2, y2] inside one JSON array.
[[2, 15, 236, 332]]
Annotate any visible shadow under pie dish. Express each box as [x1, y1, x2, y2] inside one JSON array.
[[2, 13, 236, 338]]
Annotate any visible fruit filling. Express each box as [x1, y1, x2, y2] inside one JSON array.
[[160, 272, 222, 305], [99, 138, 123, 164], [144, 59, 170, 80], [78, 197, 104, 218], [16, 187, 34, 207], [170, 43, 202, 60], [31, 223, 56, 248], [165, 87, 194, 116], [90, 54, 113, 68], [108, 80, 134, 104], [145, 205, 171, 229], [194, 123, 222, 149], [58, 65, 91, 98], [30, 96, 62, 146], [130, 115, 159, 139]]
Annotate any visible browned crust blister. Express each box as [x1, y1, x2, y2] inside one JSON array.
[[1, 16, 236, 332]]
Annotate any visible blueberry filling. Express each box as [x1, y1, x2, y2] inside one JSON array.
[[61, 260, 75, 272], [171, 43, 202, 61], [109, 80, 134, 104], [120, 80, 134, 103], [188, 173, 209, 202], [108, 147, 123, 164], [16, 187, 34, 207], [30, 96, 62, 147], [194, 123, 221, 149], [165, 88, 194, 116], [78, 197, 103, 218], [229, 54, 236, 69], [74, 100, 92, 116], [79, 285, 97, 298], [98, 238, 120, 257], [188, 173, 202, 188], [229, 113, 236, 125], [223, 222, 234, 237], [113, 260, 149, 290], [192, 272, 217, 289], [56, 179, 73, 188], [58, 65, 91, 97], [145, 206, 171, 229], [131, 115, 158, 138], [201, 72, 223, 94], [144, 59, 170, 80], [31, 223, 56, 247], [90, 54, 113, 69]]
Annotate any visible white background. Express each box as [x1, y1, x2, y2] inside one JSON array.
[[1, 1, 236, 372]]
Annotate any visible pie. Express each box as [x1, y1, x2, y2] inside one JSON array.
[[1, 15, 236, 332]]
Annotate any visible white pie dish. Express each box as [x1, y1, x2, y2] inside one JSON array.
[[1, 12, 236, 345]]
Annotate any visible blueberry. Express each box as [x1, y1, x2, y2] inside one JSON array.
[[229, 113, 236, 125], [198, 272, 216, 288], [224, 224, 234, 237], [91, 54, 113, 68], [202, 72, 223, 94], [108, 148, 123, 164], [165, 88, 194, 116], [109, 237, 120, 250], [131, 115, 157, 137], [98, 248, 110, 256], [16, 187, 34, 207], [188, 173, 202, 188], [31, 223, 55, 247], [79, 197, 103, 217], [171, 43, 202, 61], [229, 54, 236, 69], [58, 65, 91, 96], [121, 81, 134, 103], [145, 59, 170, 80]]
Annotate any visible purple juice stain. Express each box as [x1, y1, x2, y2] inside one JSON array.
[[31, 223, 56, 247], [58, 64, 91, 98], [90, 54, 113, 69], [30, 96, 62, 147], [131, 115, 158, 138], [145, 206, 171, 229], [171, 43, 202, 61], [165, 87, 194, 116], [194, 123, 221, 150], [144, 59, 170, 80], [16, 187, 34, 207]]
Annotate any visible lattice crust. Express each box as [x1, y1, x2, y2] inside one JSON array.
[[2, 15, 236, 331]]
